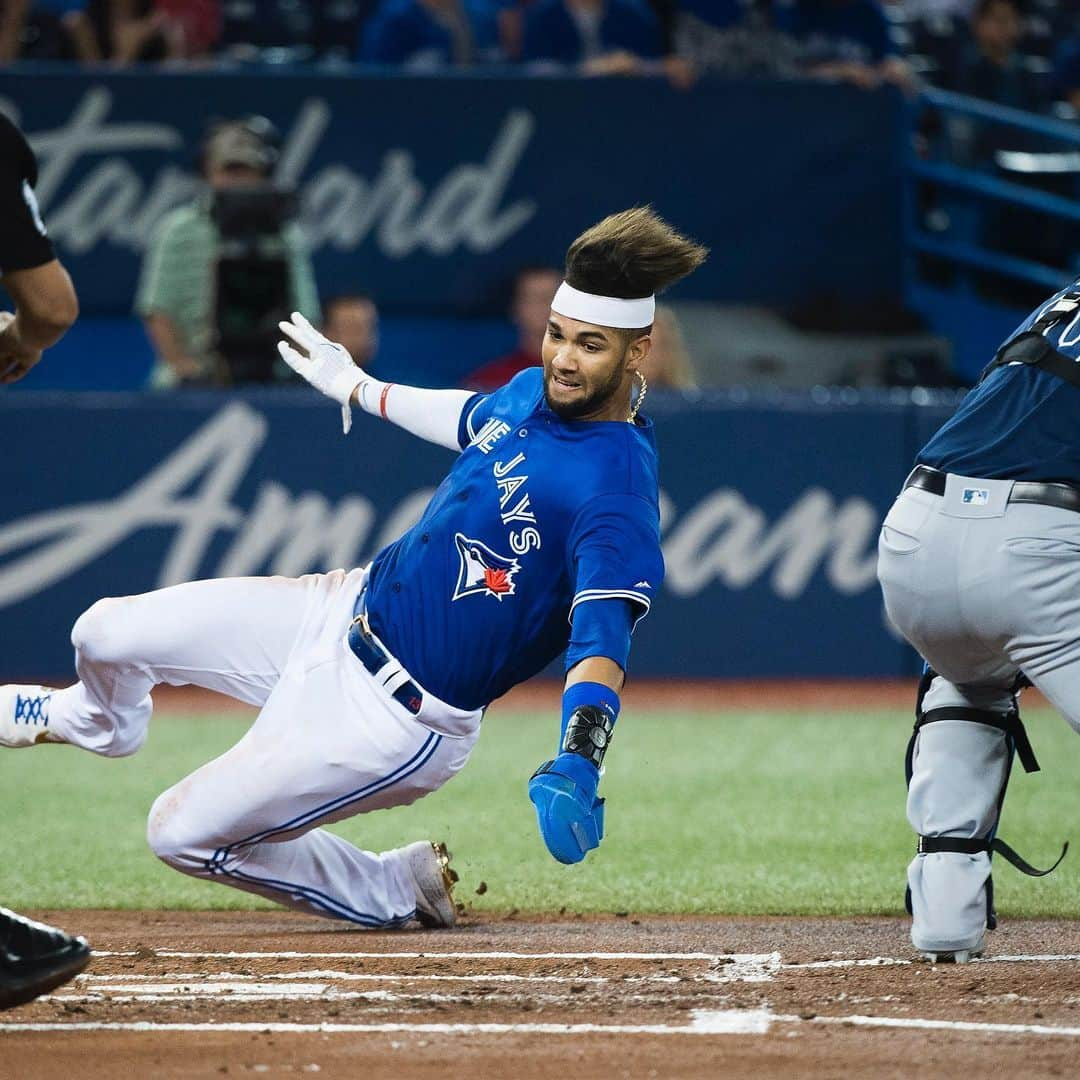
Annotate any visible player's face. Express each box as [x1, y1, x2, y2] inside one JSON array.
[[542, 314, 647, 421]]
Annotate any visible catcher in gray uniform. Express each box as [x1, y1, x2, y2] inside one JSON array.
[[878, 282, 1080, 963]]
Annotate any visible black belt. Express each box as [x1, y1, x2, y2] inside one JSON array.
[[347, 597, 424, 716], [905, 465, 1080, 514]]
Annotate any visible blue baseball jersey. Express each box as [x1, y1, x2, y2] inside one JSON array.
[[919, 279, 1080, 483], [364, 368, 664, 711]]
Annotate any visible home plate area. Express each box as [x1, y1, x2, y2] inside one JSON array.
[[5, 913, 1080, 1078]]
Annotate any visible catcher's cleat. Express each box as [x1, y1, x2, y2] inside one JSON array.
[[919, 937, 985, 965], [0, 908, 91, 1010], [0, 685, 64, 748], [400, 841, 459, 929]]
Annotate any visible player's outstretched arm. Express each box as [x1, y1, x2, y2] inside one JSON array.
[[277, 311, 474, 448], [0, 259, 78, 383], [528, 657, 625, 865]]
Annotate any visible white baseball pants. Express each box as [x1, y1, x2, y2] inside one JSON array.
[[46, 568, 481, 927]]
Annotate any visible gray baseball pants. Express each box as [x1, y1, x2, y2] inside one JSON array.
[[878, 474, 1080, 953]]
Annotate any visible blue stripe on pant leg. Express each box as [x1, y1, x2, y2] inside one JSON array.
[[214, 731, 443, 855], [214, 865, 417, 927], [205, 731, 444, 926]]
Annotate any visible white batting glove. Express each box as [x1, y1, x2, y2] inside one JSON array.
[[278, 311, 366, 434]]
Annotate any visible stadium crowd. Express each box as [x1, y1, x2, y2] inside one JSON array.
[[0, 1, 1077, 112], [4, 1, 1078, 392]]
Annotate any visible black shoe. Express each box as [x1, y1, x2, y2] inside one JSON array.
[[0, 907, 91, 1010]]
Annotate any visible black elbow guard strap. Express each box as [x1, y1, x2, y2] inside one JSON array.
[[562, 705, 615, 769]]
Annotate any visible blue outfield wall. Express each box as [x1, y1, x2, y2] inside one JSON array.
[[0, 390, 959, 681], [0, 69, 903, 317]]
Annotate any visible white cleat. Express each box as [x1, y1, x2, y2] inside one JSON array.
[[0, 685, 63, 747], [399, 841, 459, 929]]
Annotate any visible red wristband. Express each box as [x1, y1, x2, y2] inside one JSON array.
[[379, 383, 395, 420]]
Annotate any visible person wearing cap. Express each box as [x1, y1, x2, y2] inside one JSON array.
[[135, 118, 319, 388]]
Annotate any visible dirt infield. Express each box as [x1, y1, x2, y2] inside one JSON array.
[[4, 911, 1080, 1079]]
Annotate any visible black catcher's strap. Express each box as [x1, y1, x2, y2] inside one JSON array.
[[918, 835, 1069, 877], [980, 288, 1080, 387], [915, 706, 1040, 774], [562, 705, 615, 769]]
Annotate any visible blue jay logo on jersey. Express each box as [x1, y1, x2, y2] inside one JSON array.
[[452, 533, 521, 602]]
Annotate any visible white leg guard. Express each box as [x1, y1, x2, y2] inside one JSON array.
[[907, 713, 1008, 954], [906, 674, 1065, 958]]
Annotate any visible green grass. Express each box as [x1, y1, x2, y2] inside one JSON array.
[[3, 707, 1080, 918]]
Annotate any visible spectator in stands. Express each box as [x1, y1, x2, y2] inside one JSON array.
[[75, 0, 188, 64], [315, 0, 379, 61], [323, 293, 379, 370], [946, 0, 1045, 110], [520, 0, 662, 74], [221, 0, 369, 59], [0, 0, 93, 61], [361, 0, 502, 66], [640, 304, 696, 389], [155, 0, 219, 58], [136, 119, 319, 388], [463, 265, 559, 391], [219, 0, 306, 52], [1, 0, 195, 65], [776, 0, 915, 91], [891, 0, 972, 18], [673, 0, 802, 78]]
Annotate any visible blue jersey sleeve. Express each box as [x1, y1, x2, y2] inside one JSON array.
[[456, 367, 545, 450], [566, 598, 635, 673], [567, 491, 664, 630], [457, 392, 489, 449]]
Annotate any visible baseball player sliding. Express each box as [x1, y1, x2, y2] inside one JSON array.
[[1, 208, 706, 928], [879, 281, 1080, 963]]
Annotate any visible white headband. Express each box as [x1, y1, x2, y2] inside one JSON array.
[[551, 281, 655, 329]]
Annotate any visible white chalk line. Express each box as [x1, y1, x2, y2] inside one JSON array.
[[9, 1009, 1080, 1039], [51, 990, 472, 1005], [47, 980, 697, 1007], [783, 954, 1080, 972], [47, 990, 697, 1007], [796, 1013, 1080, 1038], [781, 959, 1080, 976], [784, 957, 912, 971], [982, 954, 1080, 964], [92, 950, 757, 962], [0, 1010, 771, 1037], [14, 951, 1079, 1041], [76, 971, 683, 985], [91, 948, 1080, 970]]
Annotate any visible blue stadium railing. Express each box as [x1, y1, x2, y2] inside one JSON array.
[[904, 88, 1080, 379]]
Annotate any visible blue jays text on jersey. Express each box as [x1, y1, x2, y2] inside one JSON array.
[[919, 278, 1080, 484], [363, 368, 664, 712]]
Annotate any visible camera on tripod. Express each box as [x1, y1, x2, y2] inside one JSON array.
[[211, 183, 299, 384]]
